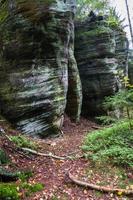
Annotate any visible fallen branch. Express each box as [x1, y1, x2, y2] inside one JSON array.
[[68, 171, 133, 195], [1, 129, 81, 160], [63, 150, 81, 157], [22, 147, 69, 160], [91, 125, 101, 129]]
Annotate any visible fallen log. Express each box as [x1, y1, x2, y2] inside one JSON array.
[[68, 171, 133, 195]]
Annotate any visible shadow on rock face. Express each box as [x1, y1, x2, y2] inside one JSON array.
[[0, 0, 82, 137], [75, 14, 128, 116]]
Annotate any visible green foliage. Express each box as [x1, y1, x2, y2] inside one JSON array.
[[0, 169, 43, 199], [0, 0, 8, 24], [76, 0, 124, 30], [0, 183, 20, 200], [22, 182, 44, 197], [18, 170, 43, 197], [18, 170, 33, 182], [76, 0, 109, 19], [103, 89, 133, 128], [106, 8, 125, 29], [10, 135, 36, 149], [89, 75, 133, 167], [103, 89, 133, 111], [0, 149, 9, 164], [96, 115, 116, 125], [0, 181, 44, 200], [100, 72, 133, 129], [82, 121, 133, 167], [77, 26, 112, 38], [51, 196, 59, 200], [26, 183, 43, 193], [92, 146, 133, 166]]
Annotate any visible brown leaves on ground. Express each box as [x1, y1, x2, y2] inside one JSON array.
[[0, 116, 132, 200]]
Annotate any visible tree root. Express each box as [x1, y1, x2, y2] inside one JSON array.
[[1, 128, 81, 160], [22, 148, 69, 160], [68, 171, 133, 195]]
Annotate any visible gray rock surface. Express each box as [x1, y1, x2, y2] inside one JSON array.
[[0, 0, 82, 137], [75, 16, 128, 116], [128, 52, 133, 85]]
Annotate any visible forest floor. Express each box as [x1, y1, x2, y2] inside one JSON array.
[[0, 116, 133, 200]]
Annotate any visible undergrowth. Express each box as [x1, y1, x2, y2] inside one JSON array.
[[10, 135, 36, 149], [0, 170, 43, 200], [0, 182, 44, 200], [82, 121, 133, 167], [0, 183, 19, 200]]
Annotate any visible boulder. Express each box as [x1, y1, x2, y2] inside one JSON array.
[[75, 16, 128, 116], [0, 0, 82, 137]]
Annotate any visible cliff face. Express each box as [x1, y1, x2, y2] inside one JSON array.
[[128, 51, 133, 85], [75, 16, 128, 116], [0, 0, 82, 137], [115, 30, 129, 75], [129, 62, 133, 85]]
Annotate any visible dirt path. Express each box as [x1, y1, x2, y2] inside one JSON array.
[[24, 116, 99, 200], [1, 117, 130, 200]]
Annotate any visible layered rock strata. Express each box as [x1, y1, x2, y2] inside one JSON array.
[[75, 16, 128, 116], [0, 0, 82, 137]]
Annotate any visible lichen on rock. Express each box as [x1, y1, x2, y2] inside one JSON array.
[[75, 14, 128, 116], [0, 0, 82, 137]]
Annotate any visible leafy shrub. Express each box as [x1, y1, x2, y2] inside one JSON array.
[[96, 115, 117, 125], [24, 183, 44, 193], [103, 89, 133, 129], [0, 183, 20, 200], [0, 182, 44, 200], [18, 171, 44, 197], [22, 182, 44, 197], [10, 135, 36, 149], [82, 121, 133, 167], [18, 170, 33, 182], [107, 8, 126, 29]]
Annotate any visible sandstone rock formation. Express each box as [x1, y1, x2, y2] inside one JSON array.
[[75, 15, 128, 116], [128, 50, 133, 85], [0, 0, 82, 137]]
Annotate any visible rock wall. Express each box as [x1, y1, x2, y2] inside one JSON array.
[[128, 50, 133, 85], [128, 61, 133, 85], [75, 16, 128, 116], [115, 30, 129, 75], [0, 0, 82, 137]]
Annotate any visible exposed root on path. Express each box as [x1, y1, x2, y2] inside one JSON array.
[[22, 147, 73, 160], [68, 171, 133, 195]]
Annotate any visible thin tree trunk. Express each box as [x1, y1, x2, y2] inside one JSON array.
[[125, 0, 133, 47]]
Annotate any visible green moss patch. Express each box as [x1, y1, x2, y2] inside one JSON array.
[[82, 121, 133, 167]]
